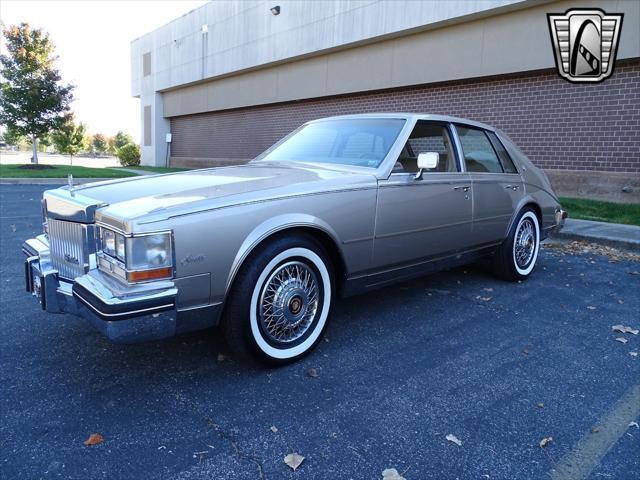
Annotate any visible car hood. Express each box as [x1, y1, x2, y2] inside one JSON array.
[[43, 162, 376, 230]]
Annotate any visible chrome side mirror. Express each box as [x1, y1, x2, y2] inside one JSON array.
[[415, 152, 439, 180]]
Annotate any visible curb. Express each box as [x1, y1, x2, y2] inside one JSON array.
[[551, 219, 640, 252], [0, 178, 117, 185]]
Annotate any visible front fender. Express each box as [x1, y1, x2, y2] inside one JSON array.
[[225, 213, 344, 292]]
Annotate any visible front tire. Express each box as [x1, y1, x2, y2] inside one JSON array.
[[222, 234, 334, 365], [493, 208, 541, 281]]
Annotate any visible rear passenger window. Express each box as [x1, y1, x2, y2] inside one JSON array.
[[456, 126, 503, 173], [486, 131, 518, 173]]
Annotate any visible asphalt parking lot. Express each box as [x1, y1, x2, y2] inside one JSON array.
[[1, 184, 639, 480]]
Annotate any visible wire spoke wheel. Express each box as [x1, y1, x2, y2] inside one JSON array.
[[514, 218, 536, 269], [258, 261, 320, 345]]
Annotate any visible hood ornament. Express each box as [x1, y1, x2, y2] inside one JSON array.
[[68, 173, 75, 195]]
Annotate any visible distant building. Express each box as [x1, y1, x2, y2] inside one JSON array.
[[131, 0, 640, 201]]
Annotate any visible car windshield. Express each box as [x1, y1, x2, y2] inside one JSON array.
[[256, 118, 406, 168]]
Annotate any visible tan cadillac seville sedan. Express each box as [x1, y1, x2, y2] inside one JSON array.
[[23, 114, 566, 364]]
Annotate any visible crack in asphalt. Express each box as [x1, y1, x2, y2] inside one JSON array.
[[174, 392, 266, 479]]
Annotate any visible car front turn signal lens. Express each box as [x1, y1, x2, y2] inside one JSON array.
[[127, 267, 173, 283]]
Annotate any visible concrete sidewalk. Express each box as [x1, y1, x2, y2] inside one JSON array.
[[553, 218, 640, 251]]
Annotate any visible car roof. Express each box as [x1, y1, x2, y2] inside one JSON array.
[[308, 113, 496, 131]]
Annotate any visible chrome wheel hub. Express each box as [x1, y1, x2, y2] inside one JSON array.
[[258, 261, 319, 344], [515, 218, 536, 268]]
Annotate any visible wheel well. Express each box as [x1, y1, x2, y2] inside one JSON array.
[[239, 226, 347, 291], [523, 202, 543, 225]]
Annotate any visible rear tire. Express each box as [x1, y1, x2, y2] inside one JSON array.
[[493, 208, 540, 281], [222, 233, 334, 365]]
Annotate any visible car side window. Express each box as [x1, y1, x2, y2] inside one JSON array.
[[394, 121, 457, 173], [486, 131, 518, 174], [456, 126, 504, 173]]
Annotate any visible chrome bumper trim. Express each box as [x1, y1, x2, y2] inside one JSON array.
[[23, 235, 179, 343]]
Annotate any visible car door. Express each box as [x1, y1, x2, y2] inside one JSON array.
[[372, 121, 473, 270], [454, 125, 524, 246]]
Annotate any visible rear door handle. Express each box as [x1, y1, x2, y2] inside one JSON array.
[[505, 185, 520, 191], [453, 185, 471, 192]]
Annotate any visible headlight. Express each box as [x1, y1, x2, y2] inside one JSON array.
[[98, 228, 173, 283]]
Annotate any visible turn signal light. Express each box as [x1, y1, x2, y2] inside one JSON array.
[[127, 267, 172, 283]]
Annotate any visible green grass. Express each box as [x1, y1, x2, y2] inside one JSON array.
[[113, 166, 189, 173], [0, 164, 137, 178], [560, 197, 640, 226]]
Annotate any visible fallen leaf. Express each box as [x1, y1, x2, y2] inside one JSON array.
[[83, 433, 104, 446], [591, 427, 600, 433], [217, 353, 225, 362], [382, 468, 406, 480], [630, 351, 638, 358], [445, 433, 462, 446], [523, 348, 529, 355], [615, 337, 629, 344], [629, 271, 640, 276], [270, 426, 278, 433], [586, 306, 596, 310], [307, 367, 319, 378], [612, 325, 639, 335], [539, 437, 553, 448], [284, 452, 304, 471], [480, 297, 492, 302], [537, 403, 544, 409], [618, 300, 624, 304]]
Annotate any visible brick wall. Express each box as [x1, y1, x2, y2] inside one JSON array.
[[170, 58, 640, 173]]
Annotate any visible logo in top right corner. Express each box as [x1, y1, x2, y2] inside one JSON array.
[[547, 8, 624, 83]]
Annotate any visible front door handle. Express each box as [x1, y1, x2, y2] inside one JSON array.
[[453, 185, 471, 192], [505, 185, 520, 191]]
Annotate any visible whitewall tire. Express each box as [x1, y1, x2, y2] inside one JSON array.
[[222, 234, 334, 365]]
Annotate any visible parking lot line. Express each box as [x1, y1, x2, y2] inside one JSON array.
[[550, 384, 640, 480]]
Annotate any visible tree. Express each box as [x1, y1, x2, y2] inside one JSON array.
[[113, 131, 134, 150], [92, 133, 107, 154], [3, 124, 26, 148], [51, 116, 86, 165], [0, 23, 74, 164]]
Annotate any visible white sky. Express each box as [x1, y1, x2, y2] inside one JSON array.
[[0, 0, 208, 141]]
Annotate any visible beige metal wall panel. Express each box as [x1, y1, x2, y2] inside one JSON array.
[[161, 0, 639, 120]]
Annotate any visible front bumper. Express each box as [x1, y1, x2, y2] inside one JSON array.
[[23, 235, 179, 343]]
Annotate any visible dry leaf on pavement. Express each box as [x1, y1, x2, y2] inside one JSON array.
[[217, 353, 225, 362], [307, 367, 319, 378], [537, 403, 544, 408], [615, 337, 629, 344], [83, 433, 104, 446], [612, 325, 639, 335], [284, 452, 304, 471], [445, 434, 462, 446], [270, 426, 278, 433], [630, 351, 638, 358], [539, 437, 553, 448], [382, 468, 406, 480]]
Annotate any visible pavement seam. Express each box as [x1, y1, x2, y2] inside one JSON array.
[[174, 392, 266, 479]]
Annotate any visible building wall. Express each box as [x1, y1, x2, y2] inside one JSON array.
[[170, 59, 640, 175]]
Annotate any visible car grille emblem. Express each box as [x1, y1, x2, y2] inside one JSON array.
[[64, 253, 80, 265], [547, 8, 623, 83]]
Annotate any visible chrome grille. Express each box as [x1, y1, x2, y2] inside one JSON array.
[[47, 218, 87, 279]]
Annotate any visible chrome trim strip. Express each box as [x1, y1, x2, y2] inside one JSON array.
[[73, 291, 174, 318]]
